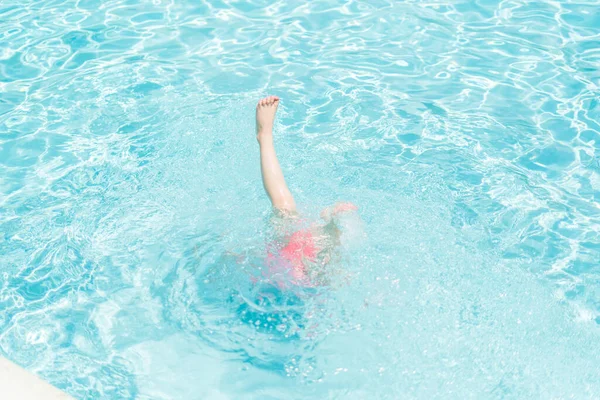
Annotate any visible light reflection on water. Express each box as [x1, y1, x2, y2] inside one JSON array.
[[1, 0, 599, 398]]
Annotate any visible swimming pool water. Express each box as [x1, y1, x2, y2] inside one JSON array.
[[1, 0, 600, 398]]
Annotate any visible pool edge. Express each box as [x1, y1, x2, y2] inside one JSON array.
[[0, 357, 74, 399]]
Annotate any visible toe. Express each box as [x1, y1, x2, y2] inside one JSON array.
[[258, 96, 279, 107]]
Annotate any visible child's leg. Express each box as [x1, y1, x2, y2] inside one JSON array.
[[256, 96, 297, 214]]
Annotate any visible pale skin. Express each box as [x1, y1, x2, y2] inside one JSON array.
[[255, 95, 356, 219], [204, 101, 357, 288], [255, 95, 297, 214], [256, 96, 359, 284]]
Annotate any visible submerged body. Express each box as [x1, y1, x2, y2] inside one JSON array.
[[267, 216, 340, 286], [255, 96, 358, 286]]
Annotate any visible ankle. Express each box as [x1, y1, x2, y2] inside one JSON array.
[[257, 129, 273, 144]]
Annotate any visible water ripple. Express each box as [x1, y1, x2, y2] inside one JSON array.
[[1, 0, 600, 398]]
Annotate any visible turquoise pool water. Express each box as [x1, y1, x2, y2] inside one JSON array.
[[1, 0, 600, 398]]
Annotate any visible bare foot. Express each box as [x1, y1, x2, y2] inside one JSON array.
[[320, 202, 358, 221], [256, 95, 279, 143]]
